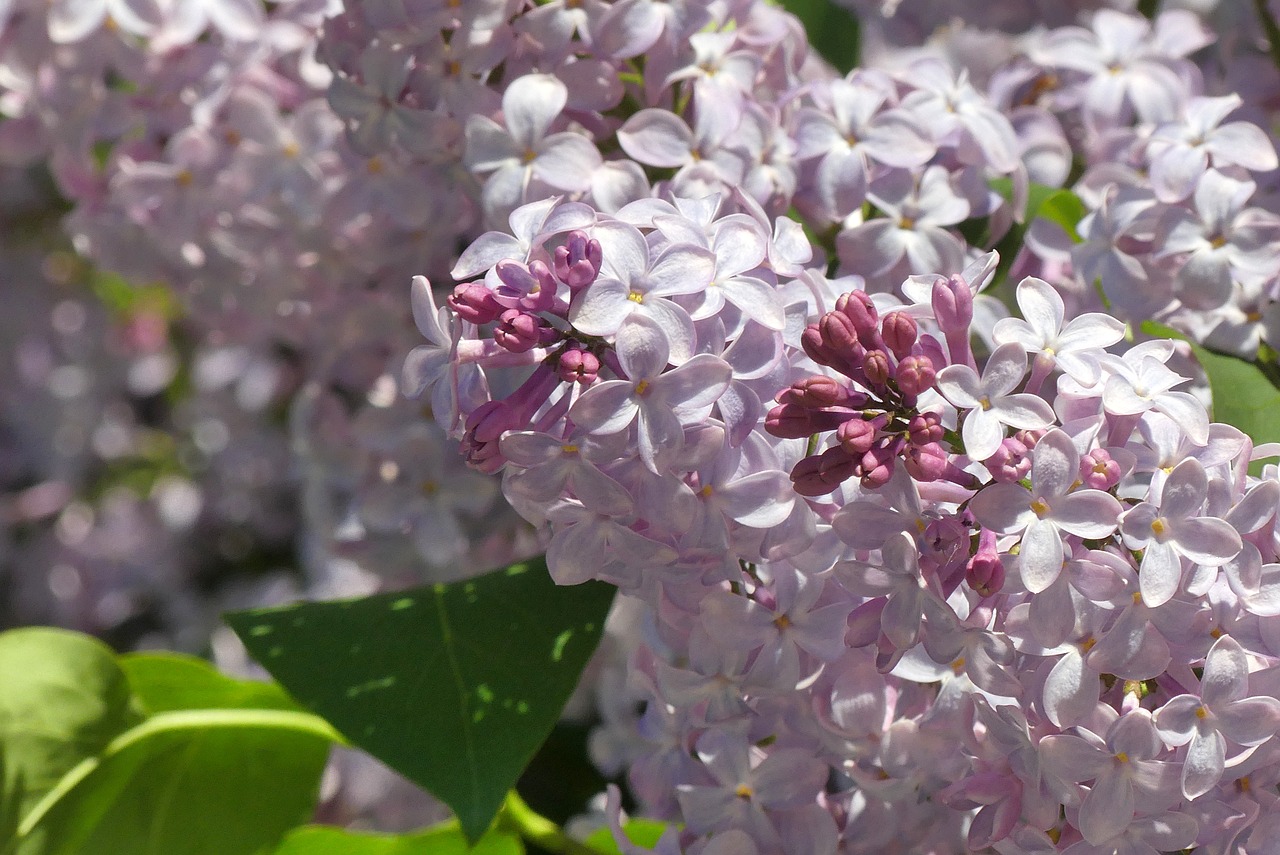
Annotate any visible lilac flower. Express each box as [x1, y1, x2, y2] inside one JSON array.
[[675, 725, 828, 842], [792, 73, 935, 222], [567, 314, 731, 474], [991, 277, 1126, 386], [49, 0, 160, 43], [836, 166, 969, 278], [935, 342, 1055, 461], [1040, 711, 1180, 844], [1119, 457, 1242, 607], [568, 220, 715, 363], [834, 532, 936, 655], [1147, 94, 1278, 203], [970, 430, 1122, 592], [464, 74, 603, 221], [1153, 170, 1280, 311], [1153, 635, 1280, 799]]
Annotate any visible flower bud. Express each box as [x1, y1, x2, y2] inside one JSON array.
[[984, 436, 1031, 483], [863, 350, 891, 387], [558, 347, 600, 385], [859, 446, 895, 488], [465, 400, 518, 445], [895, 354, 936, 400], [448, 282, 503, 324], [554, 231, 602, 290], [494, 309, 544, 353], [904, 442, 949, 482], [1080, 448, 1122, 490], [881, 311, 917, 360], [837, 417, 876, 456], [966, 550, 1005, 597], [907, 412, 944, 446], [790, 448, 854, 496], [779, 375, 849, 408], [835, 291, 881, 348], [931, 275, 973, 332]]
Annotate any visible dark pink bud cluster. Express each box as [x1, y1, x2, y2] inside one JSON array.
[[769, 291, 959, 496]]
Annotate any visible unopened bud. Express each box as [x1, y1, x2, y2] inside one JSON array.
[[859, 446, 895, 488], [907, 412, 944, 446], [895, 354, 936, 400], [837, 417, 876, 456], [448, 282, 502, 324], [554, 231, 603, 290], [881, 311, 917, 360], [835, 291, 880, 347], [965, 551, 1005, 597], [494, 309, 544, 353], [863, 350, 891, 387], [984, 436, 1031, 483], [1080, 448, 1122, 490], [558, 348, 600, 385]]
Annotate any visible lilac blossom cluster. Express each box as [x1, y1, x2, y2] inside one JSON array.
[[7, 0, 1280, 849], [420, 177, 1280, 853]]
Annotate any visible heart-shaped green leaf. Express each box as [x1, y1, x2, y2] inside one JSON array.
[[226, 557, 616, 843]]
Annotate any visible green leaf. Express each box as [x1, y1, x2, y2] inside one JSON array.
[[1141, 321, 1280, 450], [119, 653, 304, 715], [0, 628, 138, 848], [225, 557, 617, 844], [583, 821, 672, 854], [15, 708, 334, 855], [778, 0, 861, 73], [270, 823, 523, 855]]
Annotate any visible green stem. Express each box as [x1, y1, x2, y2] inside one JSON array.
[[1136, 0, 1160, 19], [1253, 0, 1280, 73], [499, 791, 606, 855]]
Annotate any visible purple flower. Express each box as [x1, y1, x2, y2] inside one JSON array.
[[1153, 635, 1280, 799]]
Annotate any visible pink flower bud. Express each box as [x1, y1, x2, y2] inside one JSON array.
[[904, 441, 949, 482], [558, 347, 600, 385], [835, 291, 881, 348], [895, 354, 936, 400], [465, 400, 518, 445], [1080, 448, 1122, 490], [448, 282, 503, 324], [766, 404, 855, 438], [778, 375, 851, 408], [859, 446, 895, 488], [984, 436, 1031, 483], [907, 412, 944, 446], [881, 311, 917, 360], [494, 309, 544, 353], [790, 448, 855, 496], [820, 310, 865, 363], [554, 231, 602, 290], [863, 350, 891, 387], [931, 275, 973, 332], [837, 417, 877, 456], [966, 550, 1005, 597]]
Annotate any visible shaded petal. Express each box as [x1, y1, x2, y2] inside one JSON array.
[[1172, 517, 1242, 566], [503, 74, 567, 151], [569, 381, 638, 434], [1021, 518, 1065, 593], [1079, 769, 1135, 845], [1139, 541, 1182, 607], [618, 108, 694, 167], [1181, 727, 1225, 800]]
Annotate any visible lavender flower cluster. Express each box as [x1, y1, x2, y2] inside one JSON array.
[[4, 0, 1280, 849]]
